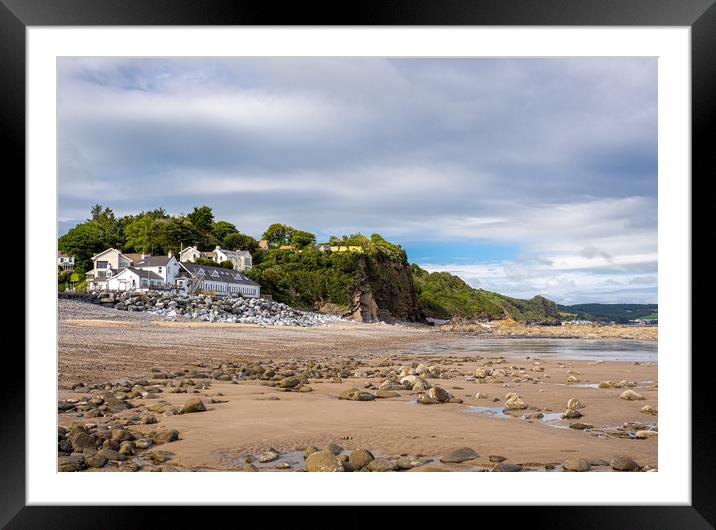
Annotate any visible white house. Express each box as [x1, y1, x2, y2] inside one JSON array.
[[57, 252, 75, 270], [178, 246, 208, 263], [213, 246, 252, 271], [133, 254, 181, 283], [106, 267, 165, 291], [86, 248, 136, 290], [177, 262, 260, 297], [179, 245, 252, 271], [87, 248, 184, 291]]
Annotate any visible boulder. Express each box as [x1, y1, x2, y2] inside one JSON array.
[[610, 455, 640, 471], [563, 458, 591, 472], [305, 450, 344, 472], [504, 394, 528, 411], [58, 454, 85, 472], [348, 448, 375, 470], [619, 390, 645, 401], [339, 388, 376, 401], [178, 398, 207, 414], [440, 447, 479, 463], [366, 458, 399, 472]]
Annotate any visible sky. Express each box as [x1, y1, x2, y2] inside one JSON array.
[[58, 57, 657, 305]]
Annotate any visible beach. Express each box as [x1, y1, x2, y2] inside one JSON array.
[[58, 299, 658, 472]]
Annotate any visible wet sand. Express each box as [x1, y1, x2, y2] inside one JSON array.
[[58, 300, 658, 471]]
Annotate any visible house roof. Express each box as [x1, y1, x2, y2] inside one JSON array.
[[278, 245, 296, 250], [91, 247, 132, 261], [120, 267, 164, 281], [216, 248, 252, 259], [122, 253, 148, 263], [134, 255, 173, 267], [179, 263, 259, 287]]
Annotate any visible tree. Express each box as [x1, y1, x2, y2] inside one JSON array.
[[156, 217, 202, 255], [289, 229, 316, 249], [262, 223, 295, 247], [123, 215, 159, 254], [187, 206, 214, 233], [58, 222, 109, 272], [223, 232, 259, 253], [88, 204, 123, 248], [218, 260, 234, 269], [212, 220, 238, 242]]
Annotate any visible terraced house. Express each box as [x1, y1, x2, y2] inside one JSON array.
[[176, 263, 260, 297]]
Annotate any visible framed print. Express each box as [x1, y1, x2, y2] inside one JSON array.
[[4, 0, 711, 527]]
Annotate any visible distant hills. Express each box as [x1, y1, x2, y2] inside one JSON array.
[[557, 303, 658, 323], [411, 264, 561, 323]]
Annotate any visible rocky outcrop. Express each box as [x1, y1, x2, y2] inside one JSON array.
[[342, 249, 424, 323]]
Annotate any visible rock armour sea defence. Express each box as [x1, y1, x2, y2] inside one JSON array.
[[76, 290, 344, 327]]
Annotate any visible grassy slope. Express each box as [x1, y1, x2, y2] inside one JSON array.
[[411, 264, 560, 322], [558, 303, 658, 323]]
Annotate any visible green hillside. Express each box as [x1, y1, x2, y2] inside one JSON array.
[[558, 303, 658, 323], [411, 264, 560, 323]]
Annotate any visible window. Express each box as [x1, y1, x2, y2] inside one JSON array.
[[96, 261, 108, 269]]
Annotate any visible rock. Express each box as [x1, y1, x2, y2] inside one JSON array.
[[640, 405, 658, 415], [305, 450, 344, 472], [58, 454, 85, 472], [259, 449, 280, 463], [635, 430, 658, 439], [417, 394, 440, 405], [135, 438, 153, 450], [489, 455, 507, 463], [561, 409, 583, 419], [438, 447, 479, 465], [279, 376, 301, 388], [566, 375, 580, 383], [563, 458, 591, 472], [85, 453, 107, 468], [524, 411, 544, 419], [97, 448, 125, 461], [619, 390, 645, 401], [111, 428, 134, 442], [379, 380, 403, 391], [504, 394, 528, 410], [426, 386, 451, 403], [566, 398, 584, 410], [323, 442, 343, 455], [366, 458, 399, 472], [179, 398, 207, 413], [589, 458, 609, 466], [568, 422, 593, 430], [475, 392, 488, 399], [119, 441, 135, 456], [149, 450, 174, 463], [338, 388, 376, 401], [376, 390, 401, 399], [348, 448, 375, 470], [475, 367, 493, 378], [70, 431, 96, 453], [152, 430, 180, 445], [492, 463, 523, 472], [610, 455, 640, 471], [598, 381, 611, 389], [304, 446, 319, 459]]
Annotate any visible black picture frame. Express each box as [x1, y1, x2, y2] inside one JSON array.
[[4, 0, 709, 527]]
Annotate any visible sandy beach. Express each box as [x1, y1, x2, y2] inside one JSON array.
[[58, 300, 658, 472]]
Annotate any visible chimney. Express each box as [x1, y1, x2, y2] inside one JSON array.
[[168, 250, 173, 258]]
